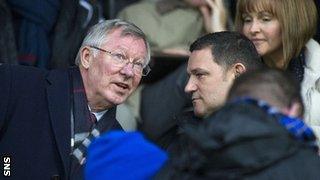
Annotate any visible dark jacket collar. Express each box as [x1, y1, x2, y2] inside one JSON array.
[[183, 103, 301, 176]]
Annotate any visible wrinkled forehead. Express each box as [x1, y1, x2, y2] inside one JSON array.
[[107, 27, 145, 44], [106, 28, 148, 56], [238, 0, 276, 15]]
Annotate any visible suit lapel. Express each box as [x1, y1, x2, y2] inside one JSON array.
[[46, 69, 71, 178], [99, 106, 123, 132]]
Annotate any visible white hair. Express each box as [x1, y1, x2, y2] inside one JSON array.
[[75, 19, 150, 66]]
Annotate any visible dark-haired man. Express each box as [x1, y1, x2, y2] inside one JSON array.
[[185, 31, 263, 117], [152, 31, 264, 150]]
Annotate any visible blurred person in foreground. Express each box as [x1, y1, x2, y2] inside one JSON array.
[[155, 68, 320, 180]]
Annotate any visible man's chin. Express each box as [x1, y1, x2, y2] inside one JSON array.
[[194, 109, 205, 118], [112, 98, 126, 105], [106, 94, 127, 106], [107, 90, 132, 103], [194, 108, 214, 118]]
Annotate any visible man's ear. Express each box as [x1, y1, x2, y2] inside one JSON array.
[[80, 46, 92, 69], [233, 63, 246, 78]]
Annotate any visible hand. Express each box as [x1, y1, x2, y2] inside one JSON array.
[[199, 0, 228, 33]]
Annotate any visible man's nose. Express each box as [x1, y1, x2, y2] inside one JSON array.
[[184, 78, 197, 93], [120, 63, 135, 77]]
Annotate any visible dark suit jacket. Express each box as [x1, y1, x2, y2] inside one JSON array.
[[0, 64, 121, 179]]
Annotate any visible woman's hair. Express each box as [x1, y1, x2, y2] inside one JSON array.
[[235, 0, 318, 63]]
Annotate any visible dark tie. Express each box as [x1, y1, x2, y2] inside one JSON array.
[[90, 112, 97, 125]]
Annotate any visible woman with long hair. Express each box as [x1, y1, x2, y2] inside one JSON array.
[[235, 0, 320, 143]]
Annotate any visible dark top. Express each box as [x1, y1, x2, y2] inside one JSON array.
[[155, 101, 320, 180], [0, 64, 121, 180]]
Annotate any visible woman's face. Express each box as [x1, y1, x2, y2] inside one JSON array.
[[241, 11, 282, 57]]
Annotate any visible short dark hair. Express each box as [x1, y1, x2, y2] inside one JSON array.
[[190, 31, 263, 71], [227, 68, 303, 115]]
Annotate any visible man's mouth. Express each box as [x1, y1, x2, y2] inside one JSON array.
[[192, 97, 200, 102], [114, 82, 129, 90]]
